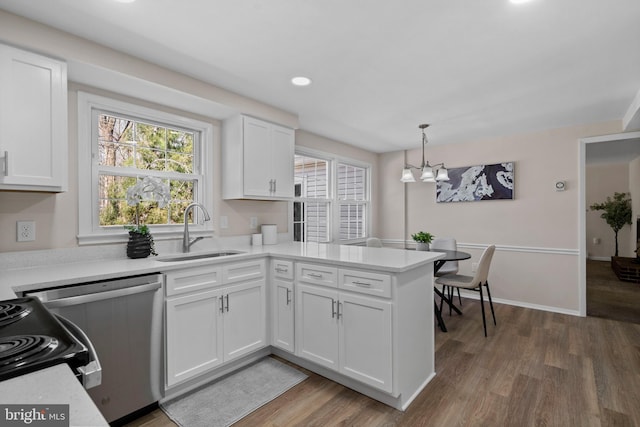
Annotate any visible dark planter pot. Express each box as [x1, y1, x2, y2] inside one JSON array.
[[127, 231, 153, 259]]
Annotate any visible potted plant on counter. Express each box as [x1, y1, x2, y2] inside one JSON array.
[[124, 176, 170, 258], [411, 231, 434, 251]]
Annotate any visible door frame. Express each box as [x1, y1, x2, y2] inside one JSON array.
[[578, 130, 640, 316]]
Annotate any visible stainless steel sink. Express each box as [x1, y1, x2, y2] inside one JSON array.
[[156, 250, 245, 262]]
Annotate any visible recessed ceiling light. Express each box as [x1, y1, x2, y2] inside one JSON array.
[[291, 76, 312, 87]]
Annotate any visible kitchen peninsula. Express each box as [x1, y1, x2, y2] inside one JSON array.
[[0, 242, 444, 412]]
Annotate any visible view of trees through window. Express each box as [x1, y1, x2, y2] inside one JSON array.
[[98, 113, 198, 227]]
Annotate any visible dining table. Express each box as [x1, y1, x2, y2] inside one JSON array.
[[429, 249, 471, 332]]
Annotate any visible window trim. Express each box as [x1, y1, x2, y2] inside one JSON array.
[[77, 92, 214, 245], [293, 146, 371, 244]]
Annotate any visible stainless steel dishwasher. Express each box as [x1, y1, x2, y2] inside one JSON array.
[[25, 273, 164, 424]]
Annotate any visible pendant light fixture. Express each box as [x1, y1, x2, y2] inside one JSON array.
[[400, 124, 449, 183]]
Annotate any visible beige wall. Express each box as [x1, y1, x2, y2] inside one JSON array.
[[380, 121, 622, 313], [586, 162, 632, 259]]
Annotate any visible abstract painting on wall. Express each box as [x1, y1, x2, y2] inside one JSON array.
[[436, 162, 514, 203]]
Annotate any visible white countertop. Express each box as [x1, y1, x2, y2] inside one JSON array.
[[0, 364, 108, 426], [0, 242, 444, 299]]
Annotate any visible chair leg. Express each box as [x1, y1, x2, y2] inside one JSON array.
[[439, 285, 446, 313], [457, 288, 462, 306], [485, 281, 497, 326], [448, 286, 453, 316], [478, 284, 488, 337]]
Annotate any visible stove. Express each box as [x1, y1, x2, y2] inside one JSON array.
[[0, 297, 90, 383]]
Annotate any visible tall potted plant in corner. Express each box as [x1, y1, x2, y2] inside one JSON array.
[[590, 192, 632, 257], [411, 231, 434, 251], [124, 176, 170, 259]]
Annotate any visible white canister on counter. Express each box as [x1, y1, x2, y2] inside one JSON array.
[[252, 233, 263, 246], [261, 224, 277, 245]]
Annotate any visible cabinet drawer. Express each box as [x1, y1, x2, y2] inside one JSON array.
[[339, 269, 391, 298], [296, 263, 338, 288], [165, 265, 222, 297], [272, 259, 294, 280], [223, 259, 266, 284]]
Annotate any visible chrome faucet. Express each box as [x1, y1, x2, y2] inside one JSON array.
[[182, 203, 211, 253]]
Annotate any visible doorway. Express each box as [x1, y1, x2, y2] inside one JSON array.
[[580, 131, 640, 322]]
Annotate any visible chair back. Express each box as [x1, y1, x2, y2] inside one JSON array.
[[471, 245, 496, 285], [366, 237, 383, 248], [431, 237, 458, 274]]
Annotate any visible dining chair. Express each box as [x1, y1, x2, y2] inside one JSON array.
[[431, 237, 461, 311], [435, 245, 497, 337], [366, 237, 383, 248]]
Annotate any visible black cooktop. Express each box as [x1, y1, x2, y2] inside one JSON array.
[[0, 297, 89, 382]]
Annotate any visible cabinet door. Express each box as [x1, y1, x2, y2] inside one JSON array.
[[272, 278, 294, 352], [0, 44, 67, 191], [222, 279, 267, 361], [242, 116, 272, 197], [339, 293, 393, 393], [296, 284, 339, 370], [165, 289, 224, 387], [270, 124, 294, 198]]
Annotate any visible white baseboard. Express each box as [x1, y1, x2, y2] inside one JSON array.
[[588, 256, 611, 261], [456, 290, 582, 317]]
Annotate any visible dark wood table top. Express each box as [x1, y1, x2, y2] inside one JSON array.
[[429, 249, 471, 262]]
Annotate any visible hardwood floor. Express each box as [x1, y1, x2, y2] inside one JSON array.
[[587, 259, 640, 324], [126, 299, 640, 427]]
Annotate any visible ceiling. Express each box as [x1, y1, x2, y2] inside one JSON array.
[[1, 0, 639, 153]]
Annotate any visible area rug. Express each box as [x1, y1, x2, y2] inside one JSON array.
[[160, 357, 307, 427]]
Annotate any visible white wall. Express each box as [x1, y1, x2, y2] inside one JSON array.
[[380, 121, 622, 314], [630, 156, 640, 256]]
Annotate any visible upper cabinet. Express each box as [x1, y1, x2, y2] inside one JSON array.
[[223, 115, 294, 200], [0, 44, 68, 192]]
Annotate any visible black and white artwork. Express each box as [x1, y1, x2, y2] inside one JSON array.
[[436, 162, 514, 203]]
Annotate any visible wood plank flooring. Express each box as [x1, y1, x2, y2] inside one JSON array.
[[587, 259, 640, 324], [126, 299, 640, 427]]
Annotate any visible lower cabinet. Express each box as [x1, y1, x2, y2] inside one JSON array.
[[296, 283, 393, 392], [165, 288, 223, 387], [271, 278, 294, 352], [164, 261, 266, 388]]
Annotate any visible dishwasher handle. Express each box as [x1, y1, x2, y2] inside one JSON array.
[[43, 281, 162, 309], [55, 314, 102, 390]]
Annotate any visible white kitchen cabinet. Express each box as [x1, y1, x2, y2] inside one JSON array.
[[0, 43, 67, 192], [222, 114, 294, 200], [164, 260, 266, 388], [222, 278, 267, 360], [296, 267, 393, 393], [165, 288, 223, 388], [271, 259, 295, 352]]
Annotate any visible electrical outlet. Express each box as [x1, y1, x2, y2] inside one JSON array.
[[249, 217, 258, 230], [17, 221, 36, 242], [471, 262, 479, 273]]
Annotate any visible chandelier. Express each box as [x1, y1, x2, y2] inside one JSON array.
[[400, 124, 449, 183]]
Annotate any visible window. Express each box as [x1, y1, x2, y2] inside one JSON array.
[[78, 92, 214, 244], [294, 154, 330, 242], [293, 150, 370, 243], [337, 163, 367, 240]]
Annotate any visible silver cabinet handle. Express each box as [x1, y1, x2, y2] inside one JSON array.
[[2, 151, 7, 176], [337, 301, 343, 319], [286, 288, 291, 305], [308, 272, 323, 279], [225, 294, 230, 312], [273, 179, 276, 193], [353, 281, 372, 287], [219, 296, 225, 313], [331, 299, 336, 318], [275, 267, 288, 273]]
